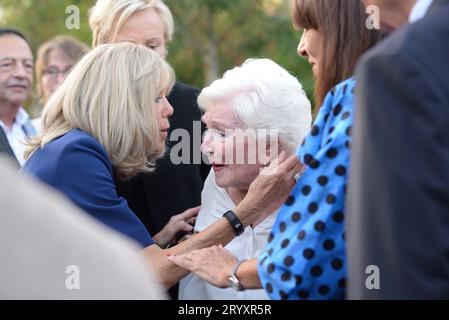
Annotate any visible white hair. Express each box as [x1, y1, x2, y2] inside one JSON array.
[[89, 0, 174, 47], [198, 59, 312, 154]]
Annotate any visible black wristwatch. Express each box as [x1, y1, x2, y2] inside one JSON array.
[[228, 260, 246, 291], [223, 210, 244, 236]]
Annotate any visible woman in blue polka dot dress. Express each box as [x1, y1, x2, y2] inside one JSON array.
[[168, 0, 384, 299], [257, 78, 356, 300]]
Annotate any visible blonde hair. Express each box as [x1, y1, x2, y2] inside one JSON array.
[[26, 43, 175, 180], [89, 0, 174, 47], [35, 35, 89, 103]]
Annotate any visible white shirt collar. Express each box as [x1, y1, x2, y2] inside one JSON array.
[[14, 107, 31, 127], [0, 107, 36, 166], [409, 0, 434, 23], [0, 107, 30, 131]]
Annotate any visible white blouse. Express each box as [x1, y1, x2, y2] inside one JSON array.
[[179, 170, 278, 300]]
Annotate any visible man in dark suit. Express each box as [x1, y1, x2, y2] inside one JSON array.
[[347, 0, 449, 299]]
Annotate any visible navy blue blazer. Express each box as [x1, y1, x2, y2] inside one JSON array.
[[22, 128, 154, 248]]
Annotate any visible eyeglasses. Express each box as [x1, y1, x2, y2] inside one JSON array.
[[42, 66, 73, 79], [0, 57, 33, 74]]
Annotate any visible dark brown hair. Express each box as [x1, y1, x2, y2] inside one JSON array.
[[292, 0, 383, 109]]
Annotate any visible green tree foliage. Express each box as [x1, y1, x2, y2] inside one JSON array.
[[0, 0, 94, 50], [0, 0, 314, 106], [165, 0, 314, 100]]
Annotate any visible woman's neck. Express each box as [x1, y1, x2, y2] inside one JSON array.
[[226, 186, 248, 206]]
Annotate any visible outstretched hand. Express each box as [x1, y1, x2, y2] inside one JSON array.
[[167, 245, 237, 288], [237, 151, 302, 227], [153, 206, 200, 248]]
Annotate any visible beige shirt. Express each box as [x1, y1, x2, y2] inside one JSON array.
[[0, 156, 166, 299]]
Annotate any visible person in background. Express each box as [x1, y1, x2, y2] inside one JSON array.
[[168, 0, 383, 300], [89, 0, 210, 298], [22, 42, 301, 291], [347, 0, 449, 299], [179, 58, 312, 300], [89, 0, 209, 242], [36, 35, 89, 106], [32, 35, 89, 132], [0, 29, 38, 166]]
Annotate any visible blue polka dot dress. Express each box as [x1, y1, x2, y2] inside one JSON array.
[[258, 77, 356, 300]]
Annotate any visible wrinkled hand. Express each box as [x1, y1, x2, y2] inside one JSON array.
[[238, 151, 302, 226], [153, 206, 200, 248], [167, 245, 237, 288]]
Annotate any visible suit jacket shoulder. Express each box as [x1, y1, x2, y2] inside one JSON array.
[[169, 82, 201, 114], [348, 5, 449, 299]]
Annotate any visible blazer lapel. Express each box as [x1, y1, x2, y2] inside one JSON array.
[[0, 127, 19, 166]]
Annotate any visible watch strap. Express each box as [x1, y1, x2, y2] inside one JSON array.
[[222, 210, 244, 236], [229, 259, 246, 291]]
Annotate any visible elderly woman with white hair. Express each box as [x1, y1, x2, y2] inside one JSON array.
[[179, 58, 312, 299]]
